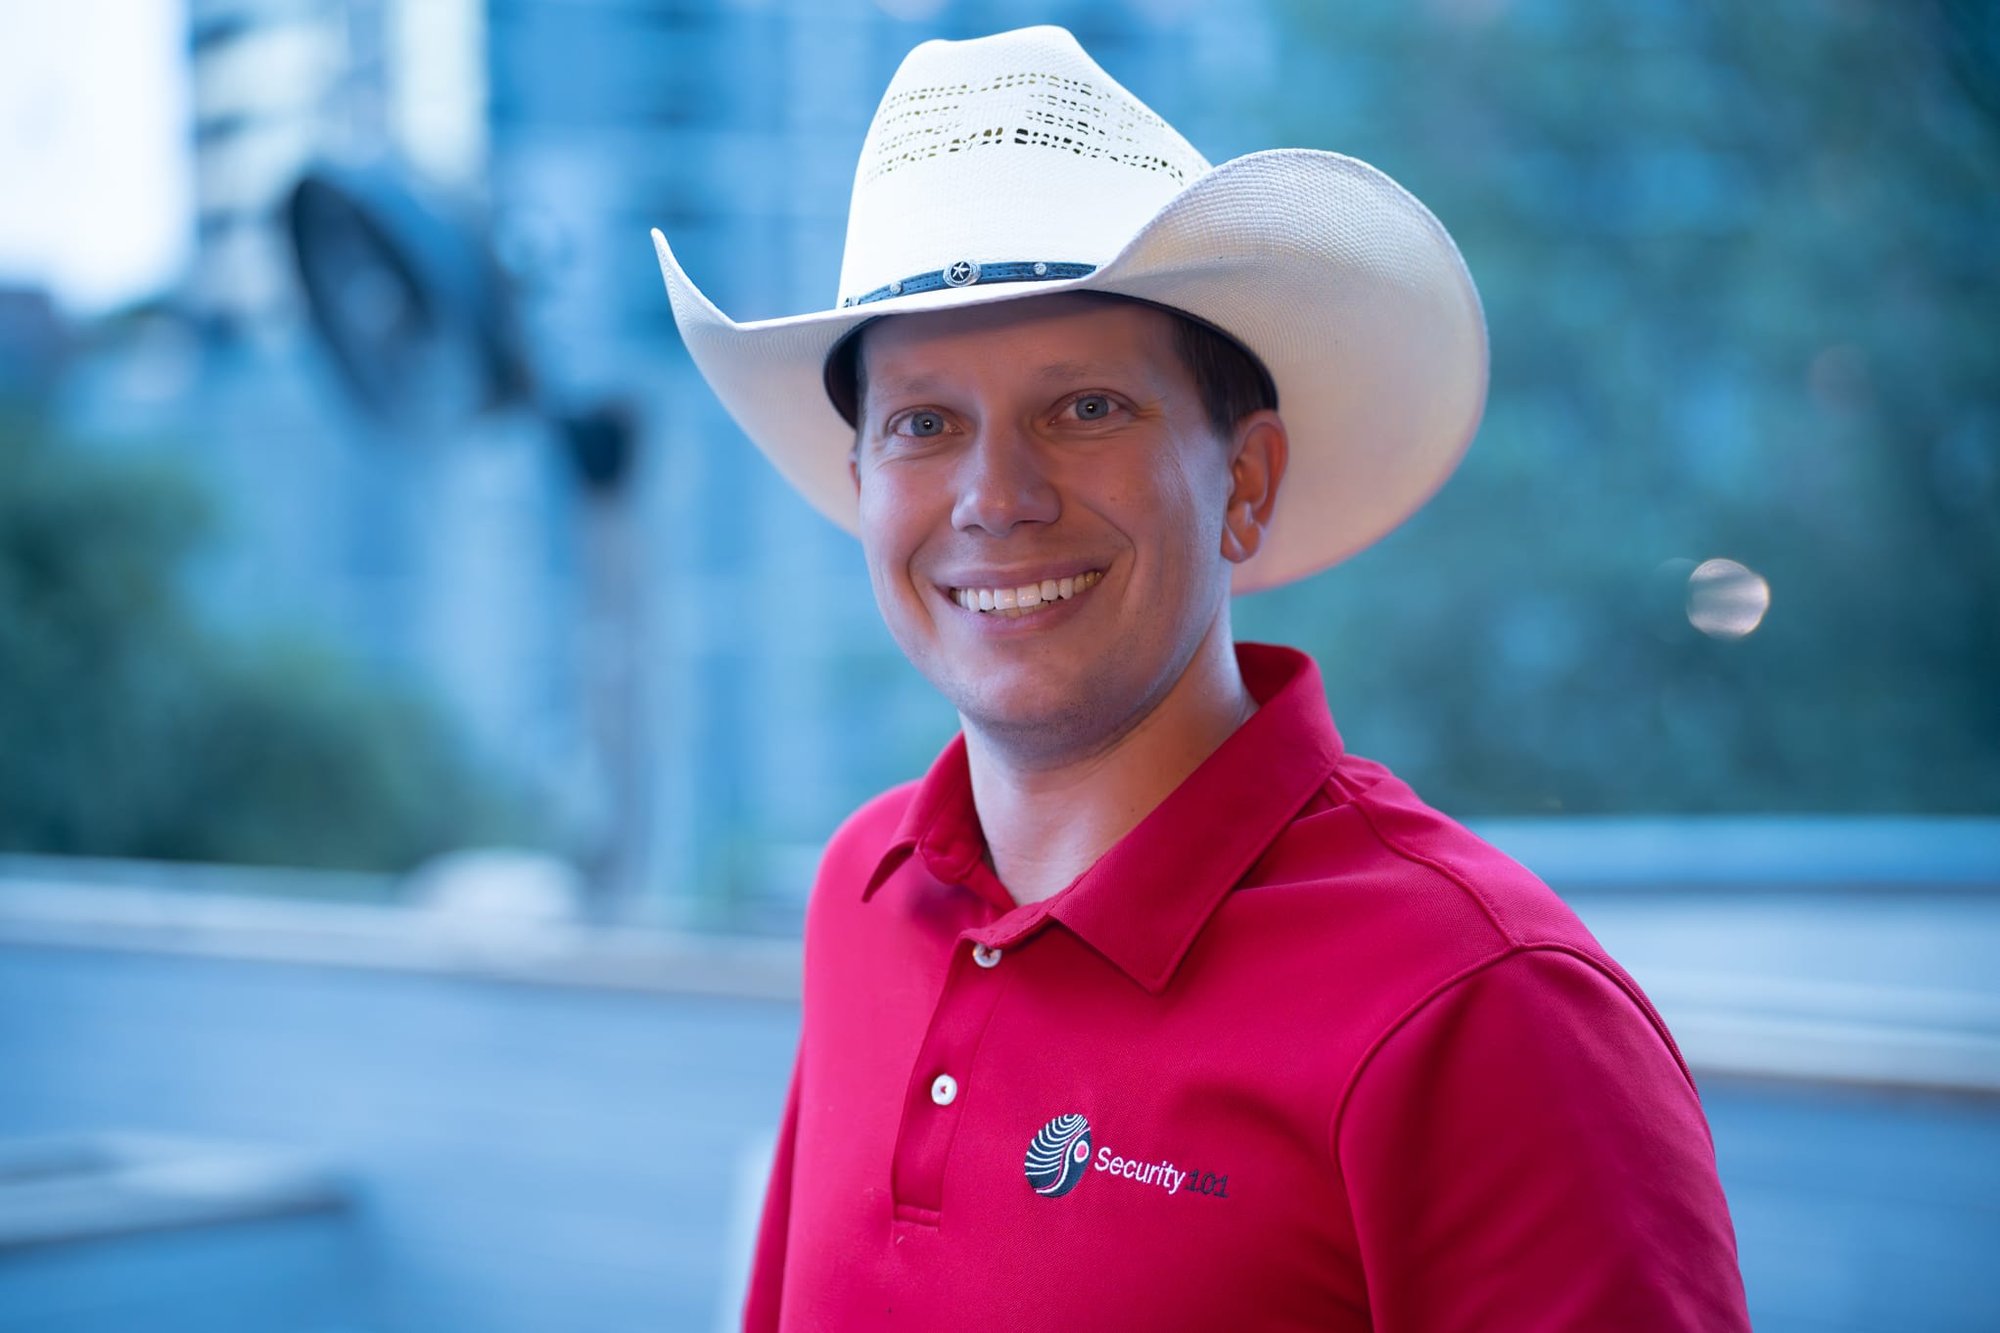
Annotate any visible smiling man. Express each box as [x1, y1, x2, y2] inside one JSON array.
[[653, 25, 1752, 1333], [845, 293, 1285, 907]]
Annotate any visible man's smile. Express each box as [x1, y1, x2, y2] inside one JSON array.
[[946, 569, 1105, 617]]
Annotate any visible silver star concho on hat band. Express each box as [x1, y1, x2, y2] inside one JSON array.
[[841, 259, 1098, 308]]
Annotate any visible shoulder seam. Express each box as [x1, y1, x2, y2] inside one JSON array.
[[1323, 943, 1704, 1188], [1349, 786, 1520, 951]]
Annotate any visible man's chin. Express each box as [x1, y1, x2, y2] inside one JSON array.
[[946, 674, 1120, 759]]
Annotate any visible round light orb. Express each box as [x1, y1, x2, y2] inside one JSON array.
[[1686, 558, 1771, 639]]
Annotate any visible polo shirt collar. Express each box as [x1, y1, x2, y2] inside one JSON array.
[[859, 642, 1344, 994]]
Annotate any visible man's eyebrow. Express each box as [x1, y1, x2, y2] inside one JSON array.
[[865, 369, 946, 400]]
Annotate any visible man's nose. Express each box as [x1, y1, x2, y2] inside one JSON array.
[[950, 423, 1060, 536]]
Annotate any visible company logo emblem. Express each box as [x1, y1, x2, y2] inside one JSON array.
[[1024, 1113, 1092, 1197]]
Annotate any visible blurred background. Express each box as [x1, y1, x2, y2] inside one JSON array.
[[0, 0, 1994, 1329]]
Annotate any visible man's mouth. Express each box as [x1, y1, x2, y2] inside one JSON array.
[[949, 569, 1104, 617]]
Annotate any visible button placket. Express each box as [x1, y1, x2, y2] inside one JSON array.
[[888, 936, 1011, 1224]]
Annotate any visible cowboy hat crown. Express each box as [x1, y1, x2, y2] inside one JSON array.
[[832, 26, 1208, 311], [652, 24, 1487, 592]]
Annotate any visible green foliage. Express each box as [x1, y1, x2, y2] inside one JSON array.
[[0, 412, 521, 869], [1235, 0, 2000, 813]]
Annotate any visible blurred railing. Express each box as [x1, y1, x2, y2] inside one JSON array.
[[0, 851, 800, 1001], [4, 819, 1996, 1090]]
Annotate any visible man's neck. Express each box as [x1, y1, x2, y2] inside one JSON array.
[[962, 621, 1257, 906]]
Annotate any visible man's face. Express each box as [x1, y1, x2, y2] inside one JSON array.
[[850, 293, 1251, 759]]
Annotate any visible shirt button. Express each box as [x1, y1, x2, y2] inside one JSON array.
[[930, 1073, 958, 1106], [972, 942, 1003, 969]]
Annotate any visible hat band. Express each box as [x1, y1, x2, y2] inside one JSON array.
[[842, 260, 1098, 308]]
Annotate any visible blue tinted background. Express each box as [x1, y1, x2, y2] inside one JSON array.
[[0, 1, 1995, 1330]]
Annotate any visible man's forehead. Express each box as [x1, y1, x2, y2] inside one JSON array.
[[858, 292, 1181, 389], [868, 355, 1161, 397]]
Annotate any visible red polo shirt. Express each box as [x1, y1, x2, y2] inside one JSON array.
[[745, 642, 1751, 1331]]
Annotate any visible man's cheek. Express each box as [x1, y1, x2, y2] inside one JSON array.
[[855, 487, 914, 554], [853, 539, 898, 619]]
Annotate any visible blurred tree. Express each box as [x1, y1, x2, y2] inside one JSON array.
[[1237, 0, 2000, 814], [0, 410, 524, 871]]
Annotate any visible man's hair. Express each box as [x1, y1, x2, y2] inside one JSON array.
[[1164, 309, 1279, 441], [826, 295, 1277, 443]]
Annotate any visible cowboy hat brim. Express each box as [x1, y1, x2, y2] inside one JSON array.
[[652, 147, 1488, 594]]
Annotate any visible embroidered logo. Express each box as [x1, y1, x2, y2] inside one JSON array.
[[1026, 1111, 1233, 1201], [1024, 1113, 1092, 1197]]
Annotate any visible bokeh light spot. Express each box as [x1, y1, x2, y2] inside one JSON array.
[[1687, 558, 1771, 638]]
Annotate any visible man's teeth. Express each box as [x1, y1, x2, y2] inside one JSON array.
[[952, 569, 1103, 615]]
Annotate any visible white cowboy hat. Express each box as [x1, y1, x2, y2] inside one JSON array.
[[650, 24, 1487, 593]]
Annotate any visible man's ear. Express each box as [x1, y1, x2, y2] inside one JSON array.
[[849, 451, 861, 496], [1220, 410, 1288, 565]]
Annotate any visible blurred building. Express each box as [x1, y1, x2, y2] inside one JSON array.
[[56, 0, 573, 902], [188, 0, 488, 328]]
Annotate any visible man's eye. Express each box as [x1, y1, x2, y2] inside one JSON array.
[[897, 410, 946, 437], [1070, 394, 1115, 421]]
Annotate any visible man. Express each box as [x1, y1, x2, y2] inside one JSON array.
[[653, 25, 1752, 1332]]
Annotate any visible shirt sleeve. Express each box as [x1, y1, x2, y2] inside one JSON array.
[[1335, 946, 1753, 1331], [742, 1040, 803, 1333]]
